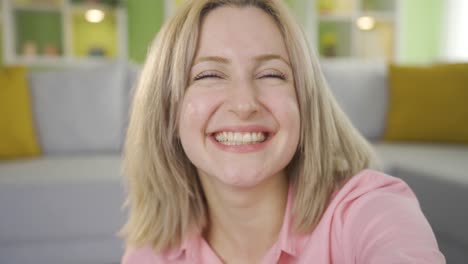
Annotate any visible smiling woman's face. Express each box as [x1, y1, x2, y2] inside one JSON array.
[[178, 6, 300, 188]]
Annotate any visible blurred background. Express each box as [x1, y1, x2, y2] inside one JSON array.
[[1, 0, 467, 65], [0, 0, 468, 65], [0, 0, 467, 264]]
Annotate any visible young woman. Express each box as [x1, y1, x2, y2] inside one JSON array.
[[121, 0, 445, 263]]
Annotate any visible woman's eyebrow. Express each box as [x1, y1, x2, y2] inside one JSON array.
[[193, 56, 230, 65], [192, 54, 290, 66], [254, 54, 291, 66]]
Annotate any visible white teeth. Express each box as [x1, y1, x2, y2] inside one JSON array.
[[242, 133, 251, 143], [234, 133, 242, 143], [214, 132, 268, 145], [252, 132, 258, 142]]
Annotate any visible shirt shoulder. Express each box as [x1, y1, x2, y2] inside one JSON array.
[[330, 169, 445, 263], [333, 169, 416, 203]]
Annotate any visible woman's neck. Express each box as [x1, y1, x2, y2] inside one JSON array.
[[200, 172, 289, 263]]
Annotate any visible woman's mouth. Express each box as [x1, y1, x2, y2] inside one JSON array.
[[212, 131, 269, 146]]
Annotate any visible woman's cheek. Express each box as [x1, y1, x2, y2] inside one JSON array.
[[262, 88, 300, 123], [179, 90, 223, 135]]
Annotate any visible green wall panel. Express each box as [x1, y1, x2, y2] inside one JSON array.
[[126, 0, 165, 63], [15, 10, 63, 56]]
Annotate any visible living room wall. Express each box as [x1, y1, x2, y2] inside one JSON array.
[[401, 0, 443, 64]]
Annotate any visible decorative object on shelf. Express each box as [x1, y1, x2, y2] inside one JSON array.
[[311, 0, 399, 60], [318, 0, 335, 14], [22, 41, 37, 57], [356, 16, 375, 31], [321, 32, 337, 57], [43, 43, 59, 56], [88, 46, 106, 57]]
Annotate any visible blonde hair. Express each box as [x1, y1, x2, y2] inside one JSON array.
[[120, 0, 376, 252]]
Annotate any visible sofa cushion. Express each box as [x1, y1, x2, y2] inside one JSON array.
[[0, 238, 122, 264], [373, 143, 468, 262], [373, 143, 468, 242], [385, 63, 468, 143], [0, 155, 124, 241], [392, 168, 468, 264], [321, 60, 387, 139], [28, 63, 125, 155], [0, 155, 125, 263], [0, 66, 41, 159]]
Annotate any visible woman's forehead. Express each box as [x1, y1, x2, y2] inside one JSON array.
[[195, 6, 289, 62]]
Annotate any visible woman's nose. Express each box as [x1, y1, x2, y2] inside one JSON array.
[[226, 79, 260, 120]]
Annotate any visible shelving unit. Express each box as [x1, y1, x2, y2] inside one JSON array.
[[163, 0, 400, 61], [294, 0, 401, 61], [1, 0, 127, 66]]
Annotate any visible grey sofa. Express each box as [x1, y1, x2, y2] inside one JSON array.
[[0, 60, 466, 264], [0, 62, 135, 264], [322, 60, 468, 264]]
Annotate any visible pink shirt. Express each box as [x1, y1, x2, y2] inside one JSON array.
[[123, 169, 445, 263]]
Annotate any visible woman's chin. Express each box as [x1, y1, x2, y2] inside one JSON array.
[[214, 169, 282, 189], [198, 165, 287, 190]]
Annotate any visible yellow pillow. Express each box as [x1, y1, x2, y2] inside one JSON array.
[[384, 63, 468, 143], [0, 66, 41, 159]]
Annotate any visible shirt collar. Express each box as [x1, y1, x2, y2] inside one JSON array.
[[165, 235, 191, 261]]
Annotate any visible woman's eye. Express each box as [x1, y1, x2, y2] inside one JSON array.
[[259, 72, 286, 80], [193, 73, 222, 81]]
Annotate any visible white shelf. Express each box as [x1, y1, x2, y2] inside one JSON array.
[[13, 55, 70, 66], [1, 0, 127, 66], [307, 0, 401, 61]]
